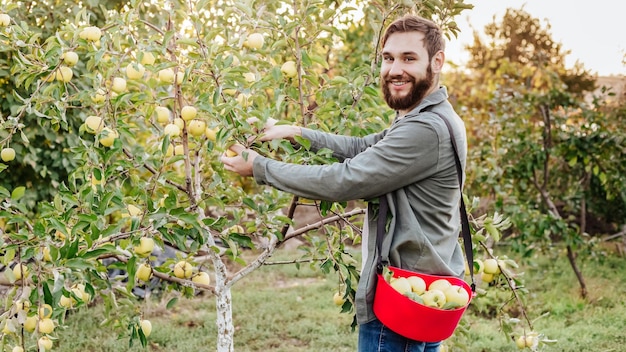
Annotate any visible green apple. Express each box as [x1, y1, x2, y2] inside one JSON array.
[[180, 105, 197, 121], [443, 285, 470, 307], [174, 117, 185, 130], [84, 115, 104, 134], [111, 77, 127, 93], [481, 272, 495, 283], [389, 277, 411, 295], [133, 237, 155, 257], [406, 276, 427, 294], [428, 279, 452, 292], [421, 289, 446, 308], [1, 147, 15, 162], [205, 127, 217, 142], [188, 119, 206, 137], [99, 127, 118, 147], [61, 51, 79, 66], [136, 263, 153, 282], [79, 26, 102, 41], [155, 106, 170, 124], [173, 260, 193, 279], [158, 68, 175, 84], [23, 315, 37, 332], [126, 62, 145, 80], [333, 291, 346, 306], [38, 336, 53, 351], [483, 258, 500, 275], [91, 88, 106, 104], [281, 60, 297, 78], [516, 335, 526, 349], [244, 33, 264, 50], [59, 294, 75, 308], [0, 13, 11, 26], [163, 123, 181, 138], [55, 66, 73, 82], [192, 272, 211, 286]]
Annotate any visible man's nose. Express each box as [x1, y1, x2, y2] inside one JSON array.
[[388, 60, 403, 76]]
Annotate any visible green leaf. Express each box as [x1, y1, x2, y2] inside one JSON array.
[[166, 297, 178, 309], [11, 186, 26, 201]]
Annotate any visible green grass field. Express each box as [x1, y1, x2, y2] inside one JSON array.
[[17, 245, 626, 352]]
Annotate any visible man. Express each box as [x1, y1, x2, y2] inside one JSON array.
[[221, 14, 466, 352]]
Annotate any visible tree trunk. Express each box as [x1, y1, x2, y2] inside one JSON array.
[[215, 283, 234, 352]]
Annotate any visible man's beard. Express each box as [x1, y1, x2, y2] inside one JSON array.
[[382, 66, 434, 111]]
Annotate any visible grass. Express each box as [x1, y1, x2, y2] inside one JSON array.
[[12, 246, 626, 351]]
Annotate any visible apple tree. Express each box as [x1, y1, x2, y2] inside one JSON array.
[[0, 0, 496, 351]]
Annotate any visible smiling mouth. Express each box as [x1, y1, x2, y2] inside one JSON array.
[[391, 81, 408, 86]]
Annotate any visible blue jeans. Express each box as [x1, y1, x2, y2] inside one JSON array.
[[358, 318, 441, 352]]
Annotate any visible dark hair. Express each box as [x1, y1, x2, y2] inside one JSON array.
[[381, 15, 445, 60]]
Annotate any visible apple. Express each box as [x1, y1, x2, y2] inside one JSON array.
[[333, 291, 346, 306], [84, 115, 104, 134], [244, 72, 256, 83], [127, 204, 141, 217], [281, 60, 297, 78], [61, 51, 79, 66], [236, 93, 251, 107], [516, 335, 528, 349], [205, 127, 217, 142], [1, 147, 15, 162], [164, 123, 181, 137], [136, 263, 153, 282], [225, 149, 238, 157], [42, 246, 52, 261], [174, 145, 184, 156], [12, 263, 28, 280], [15, 300, 31, 312], [389, 277, 412, 295], [140, 319, 152, 337], [126, 62, 145, 80], [12, 346, 24, 352], [444, 285, 470, 307], [483, 258, 500, 275], [158, 68, 175, 84], [173, 118, 185, 130], [23, 315, 37, 332], [39, 303, 53, 318], [38, 336, 53, 351], [0, 13, 11, 26], [99, 127, 118, 147], [176, 71, 185, 85], [38, 318, 55, 334], [134, 237, 155, 257], [141, 52, 156, 65], [481, 272, 495, 283], [59, 294, 75, 308], [79, 26, 102, 41], [245, 33, 264, 50], [428, 279, 452, 292], [223, 88, 237, 96], [111, 77, 127, 93], [421, 289, 447, 308], [181, 105, 197, 121], [91, 88, 106, 103], [188, 119, 206, 137], [71, 283, 91, 302], [192, 272, 211, 286], [55, 66, 73, 82], [173, 260, 193, 279], [155, 106, 170, 124], [474, 258, 484, 274], [406, 276, 427, 294]]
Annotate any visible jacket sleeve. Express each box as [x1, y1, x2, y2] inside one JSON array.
[[252, 117, 443, 201], [300, 128, 384, 161]]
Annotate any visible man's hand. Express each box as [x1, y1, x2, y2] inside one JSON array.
[[220, 144, 259, 177], [247, 117, 301, 143]]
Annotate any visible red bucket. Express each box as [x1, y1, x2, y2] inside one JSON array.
[[373, 266, 472, 342]]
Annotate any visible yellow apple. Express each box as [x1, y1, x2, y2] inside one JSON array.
[[39, 303, 53, 319], [71, 283, 91, 302], [176, 71, 185, 85], [1, 147, 15, 162], [281, 60, 297, 78], [243, 72, 256, 83], [126, 62, 145, 80], [43, 246, 52, 261], [38, 318, 55, 334], [84, 115, 104, 134], [59, 294, 75, 308], [127, 204, 141, 217], [428, 279, 452, 292], [15, 300, 31, 312], [174, 145, 184, 156], [155, 106, 170, 124], [12, 346, 24, 352], [136, 263, 153, 282], [140, 319, 152, 337], [188, 119, 206, 137], [23, 315, 37, 332], [245, 33, 264, 50], [192, 272, 211, 286], [406, 276, 427, 295], [225, 149, 238, 157], [443, 285, 470, 307], [79, 26, 102, 41], [223, 88, 237, 96], [389, 277, 411, 295], [333, 291, 346, 306], [0, 13, 11, 26], [481, 272, 495, 283], [141, 52, 156, 65], [38, 336, 53, 351], [91, 88, 106, 104], [158, 68, 175, 84], [61, 51, 79, 66], [236, 93, 251, 107], [111, 77, 127, 93], [174, 118, 185, 130], [12, 263, 28, 280], [421, 289, 447, 308], [163, 123, 181, 138], [205, 127, 217, 142], [173, 260, 193, 279], [99, 127, 118, 147], [181, 105, 197, 121], [134, 237, 155, 257], [483, 258, 500, 275], [55, 66, 73, 82]]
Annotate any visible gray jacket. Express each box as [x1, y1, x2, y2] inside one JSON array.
[[253, 86, 467, 324]]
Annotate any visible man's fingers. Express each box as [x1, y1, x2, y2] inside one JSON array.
[[228, 143, 246, 155]]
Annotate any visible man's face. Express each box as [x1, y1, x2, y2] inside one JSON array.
[[380, 31, 435, 113]]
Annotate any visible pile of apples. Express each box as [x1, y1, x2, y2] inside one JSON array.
[[386, 273, 470, 310]]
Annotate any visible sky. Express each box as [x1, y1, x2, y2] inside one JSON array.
[[445, 0, 626, 76]]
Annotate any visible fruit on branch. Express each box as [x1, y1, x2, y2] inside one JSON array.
[[192, 272, 211, 286], [155, 106, 170, 124], [281, 60, 297, 78], [84, 115, 104, 134], [136, 263, 153, 282], [126, 62, 145, 80], [79, 26, 102, 41], [333, 291, 346, 306], [99, 127, 118, 147], [1, 147, 15, 162], [61, 51, 79, 66], [244, 33, 264, 50], [133, 237, 155, 257], [55, 66, 73, 82], [173, 260, 193, 279], [181, 105, 197, 121]]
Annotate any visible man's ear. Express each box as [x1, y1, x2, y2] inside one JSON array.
[[431, 50, 445, 73]]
